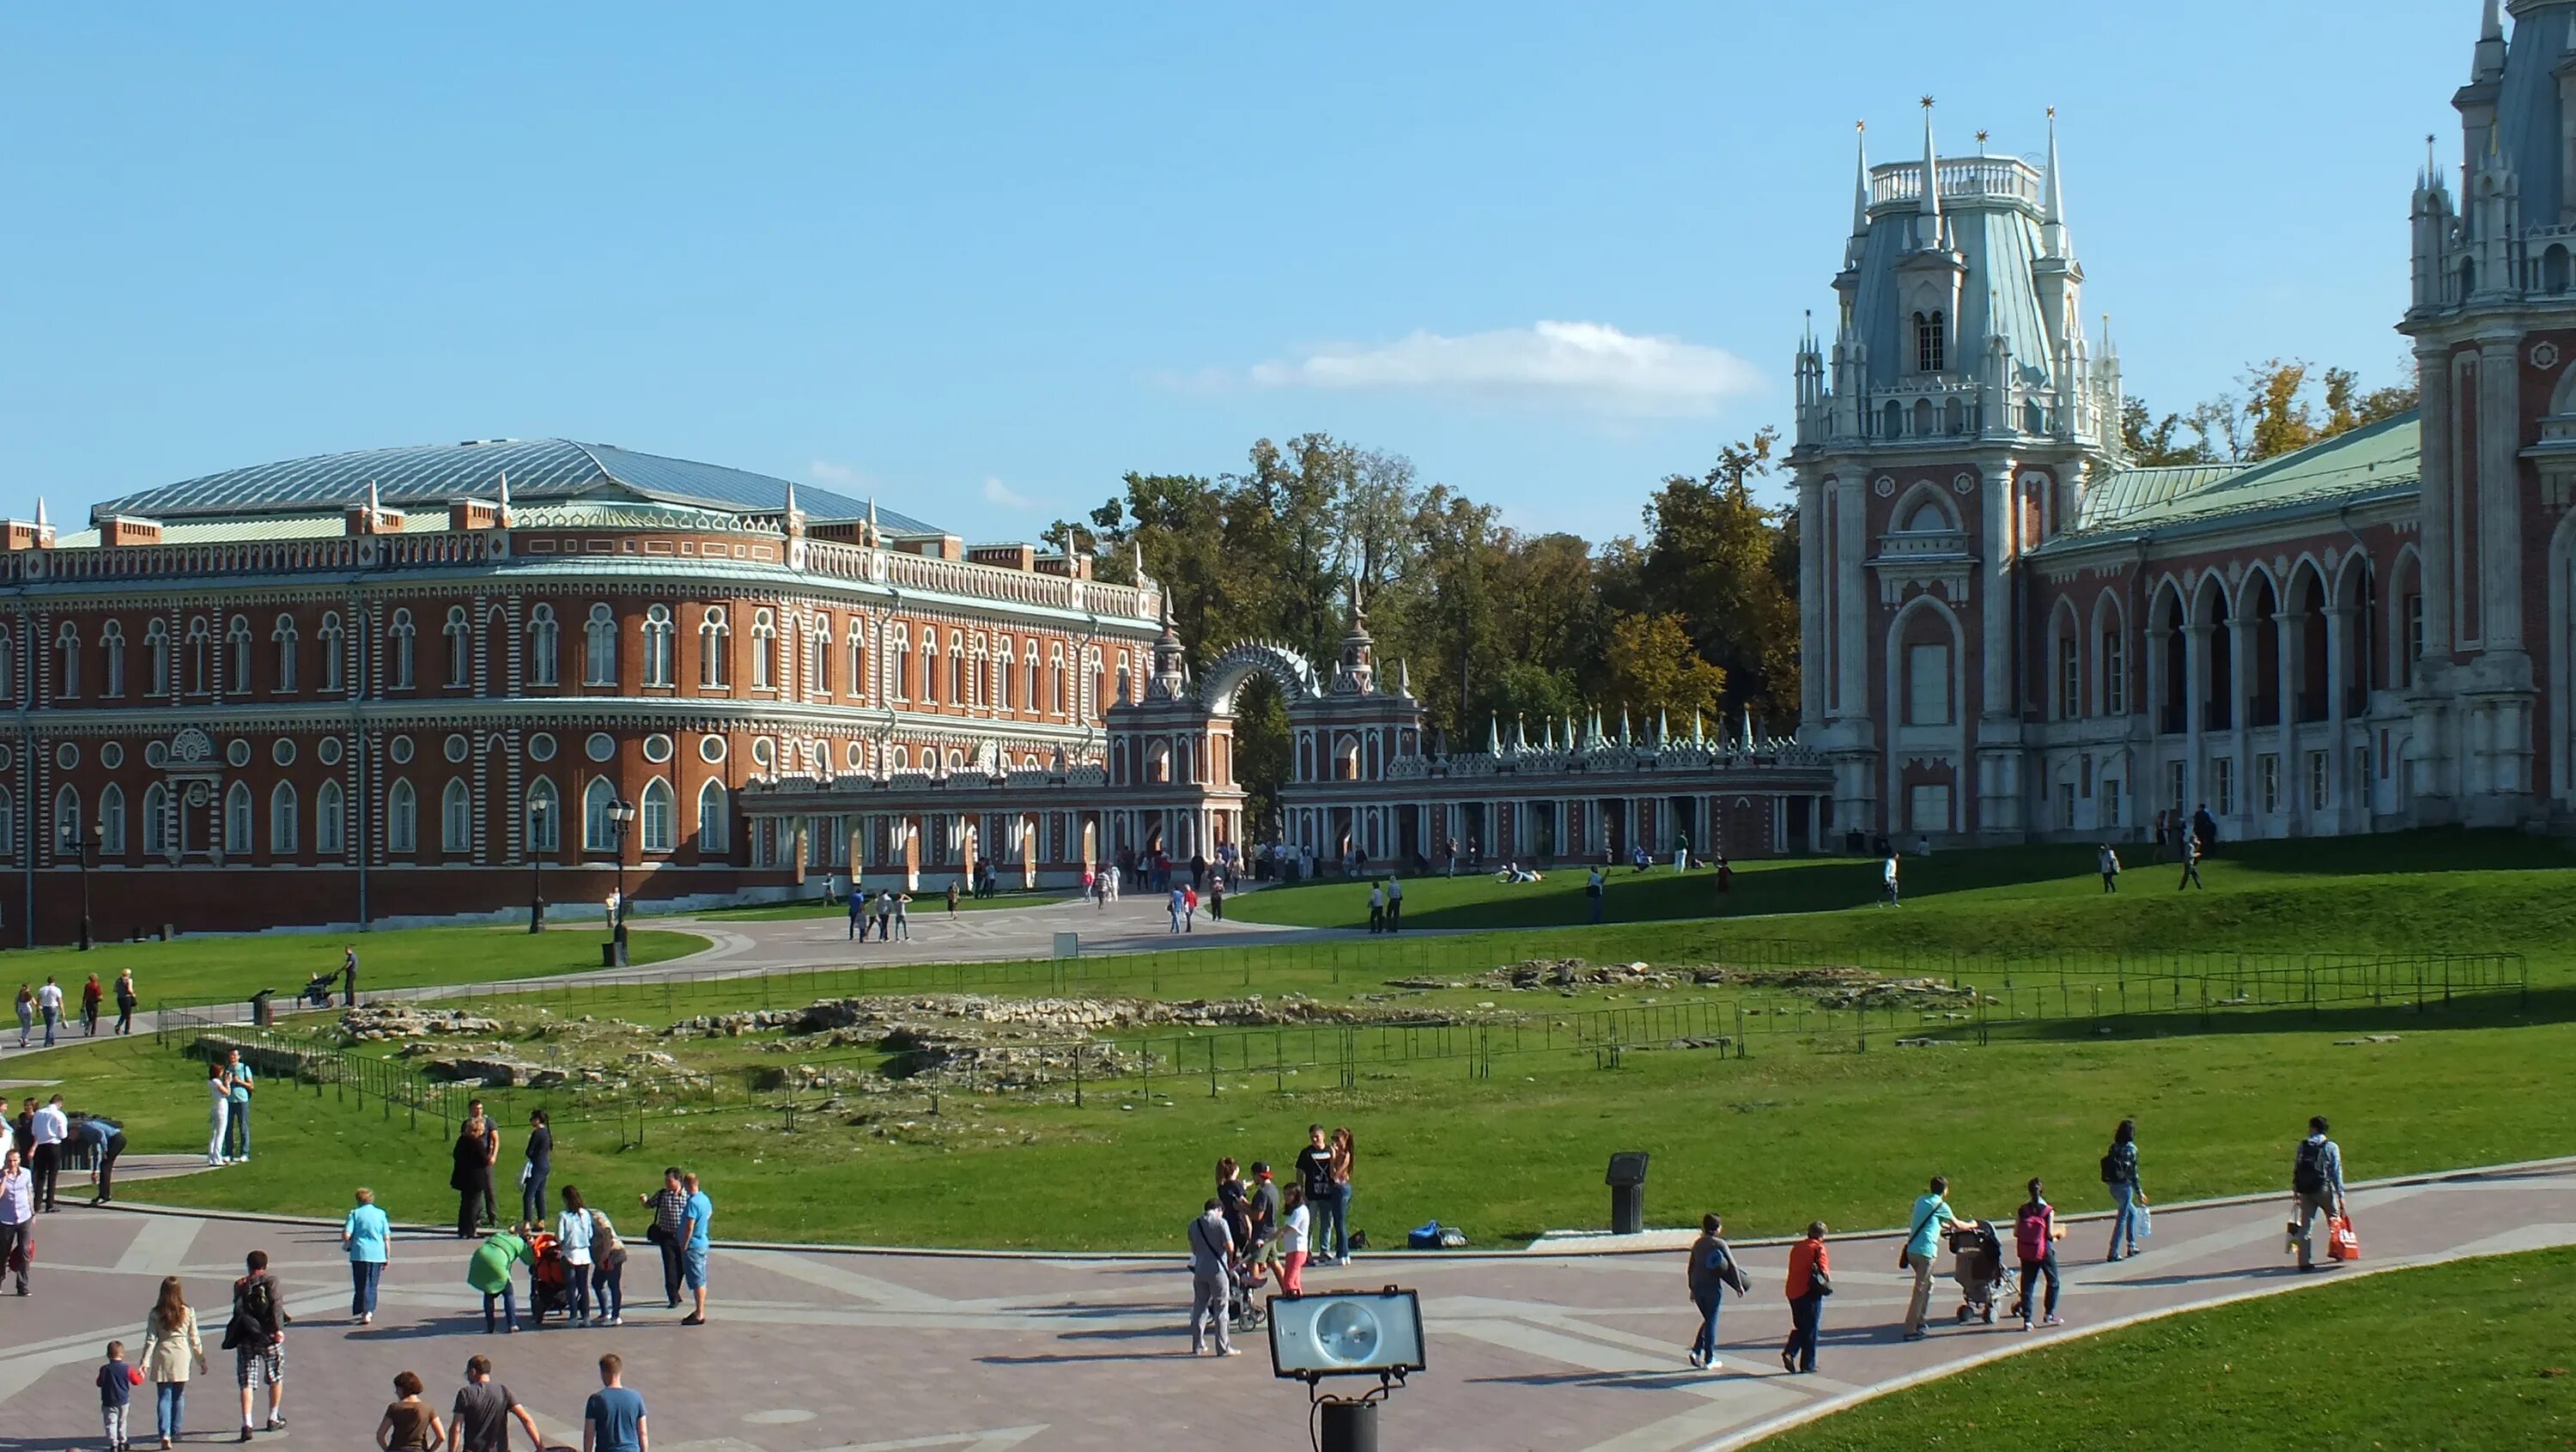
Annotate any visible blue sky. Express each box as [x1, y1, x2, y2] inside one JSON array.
[[0, 3, 2476, 539]]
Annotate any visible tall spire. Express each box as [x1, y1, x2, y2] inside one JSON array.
[[2475, 0, 2507, 81], [1917, 96, 1942, 242], [2041, 106, 2071, 258], [2484, 0, 2504, 42], [496, 470, 513, 522], [33, 497, 47, 530], [1850, 120, 1870, 237]]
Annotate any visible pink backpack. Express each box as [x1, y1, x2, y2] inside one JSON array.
[[2014, 1203, 2051, 1261]]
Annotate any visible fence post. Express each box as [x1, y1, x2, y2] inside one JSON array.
[[1073, 1043, 1084, 1109], [1209, 1036, 1219, 1099]]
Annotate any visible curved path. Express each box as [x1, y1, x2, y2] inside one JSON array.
[[1, 1160, 2568, 1451]]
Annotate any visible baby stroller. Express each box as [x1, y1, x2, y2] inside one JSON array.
[[1948, 1220, 2016, 1325], [299, 972, 337, 1008], [526, 1230, 575, 1327], [1228, 1248, 1271, 1335]]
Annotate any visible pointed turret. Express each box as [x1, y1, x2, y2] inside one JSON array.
[[1656, 707, 1669, 747], [496, 470, 513, 525], [2041, 106, 2071, 258], [1692, 708, 1705, 744], [865, 496, 880, 548], [1514, 714, 1528, 752], [1845, 120, 1871, 264], [1487, 714, 1502, 756], [1915, 97, 1942, 249], [33, 497, 47, 531]]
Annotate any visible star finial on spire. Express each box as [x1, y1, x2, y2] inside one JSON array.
[[1921, 94, 1935, 110]]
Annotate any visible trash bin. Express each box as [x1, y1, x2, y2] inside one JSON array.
[[249, 988, 276, 1029], [1606, 1151, 1649, 1236]]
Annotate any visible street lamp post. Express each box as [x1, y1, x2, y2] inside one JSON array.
[[609, 798, 637, 967], [63, 825, 96, 951], [527, 798, 550, 934]]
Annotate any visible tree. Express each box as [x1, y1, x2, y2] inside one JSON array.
[[1601, 611, 1728, 720], [2121, 396, 2219, 465], [1635, 428, 1801, 723]]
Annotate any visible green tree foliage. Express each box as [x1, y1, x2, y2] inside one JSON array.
[[1601, 611, 1728, 720], [2124, 360, 2418, 466]]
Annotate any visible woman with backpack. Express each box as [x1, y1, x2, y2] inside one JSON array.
[[2012, 1178, 2066, 1329], [2102, 1119, 2144, 1261], [1683, 1212, 1747, 1370]]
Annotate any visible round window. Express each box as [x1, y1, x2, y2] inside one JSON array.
[[750, 738, 775, 767], [319, 737, 344, 767], [642, 733, 673, 764], [529, 732, 556, 762], [55, 742, 80, 771], [99, 742, 123, 769], [271, 738, 297, 767], [586, 732, 617, 762], [445, 733, 470, 763], [226, 739, 251, 768], [144, 742, 167, 769], [0, 745, 11, 771], [389, 735, 415, 765], [698, 735, 727, 765], [844, 741, 863, 770]]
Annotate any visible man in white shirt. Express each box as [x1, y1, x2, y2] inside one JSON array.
[[29, 1095, 68, 1212], [34, 978, 63, 1048], [1882, 853, 1901, 907]]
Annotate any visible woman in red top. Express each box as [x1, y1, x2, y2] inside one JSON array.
[[1781, 1220, 1831, 1374]]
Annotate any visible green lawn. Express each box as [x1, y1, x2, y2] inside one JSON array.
[[692, 889, 1074, 922], [1758, 1245, 2576, 1450], [1, 924, 708, 1012]]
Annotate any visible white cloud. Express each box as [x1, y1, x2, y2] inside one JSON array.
[[1242, 320, 1761, 418], [981, 477, 1033, 510], [805, 459, 865, 486]]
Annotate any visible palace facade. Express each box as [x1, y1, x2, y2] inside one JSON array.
[[1793, 1, 2576, 844]]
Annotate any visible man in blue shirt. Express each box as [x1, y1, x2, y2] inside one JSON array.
[[2293, 1115, 2349, 1272], [679, 1173, 713, 1326], [580, 1355, 647, 1452], [1900, 1175, 1961, 1341], [223, 1050, 256, 1163]]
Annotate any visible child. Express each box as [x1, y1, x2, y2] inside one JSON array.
[[467, 1224, 535, 1334], [1279, 1185, 1311, 1296], [99, 1340, 141, 1452]]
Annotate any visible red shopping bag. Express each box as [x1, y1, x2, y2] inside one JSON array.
[[2326, 1214, 2360, 1262]]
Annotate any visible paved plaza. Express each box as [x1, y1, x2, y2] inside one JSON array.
[[1, 1161, 2568, 1452]]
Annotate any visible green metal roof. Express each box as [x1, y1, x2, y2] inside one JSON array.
[[2042, 412, 2421, 554]]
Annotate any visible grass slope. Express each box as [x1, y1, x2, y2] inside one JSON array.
[[1757, 1246, 2576, 1450], [2, 925, 708, 1011]]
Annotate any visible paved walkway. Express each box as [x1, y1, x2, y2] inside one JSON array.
[[3, 1161, 2567, 1452]]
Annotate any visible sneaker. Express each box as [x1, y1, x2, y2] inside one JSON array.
[[265, 1417, 286, 1431], [1220, 1347, 1242, 1357], [2043, 1315, 2064, 1327], [1686, 1350, 1704, 1369], [2020, 1320, 2033, 1332], [1902, 1330, 1928, 1342], [1699, 1358, 1722, 1371], [238, 1428, 253, 1443], [1781, 1349, 1797, 1374]]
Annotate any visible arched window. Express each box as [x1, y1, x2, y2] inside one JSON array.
[[847, 621, 867, 702], [1881, 399, 1904, 439], [226, 615, 252, 694], [751, 610, 777, 690], [526, 604, 560, 686], [386, 779, 417, 852], [580, 776, 616, 852], [317, 779, 345, 855], [317, 613, 343, 693], [641, 604, 675, 687], [445, 606, 471, 686], [98, 783, 126, 857], [2024, 400, 2045, 436], [442, 779, 472, 854], [1028, 642, 1043, 715], [808, 617, 831, 695], [270, 614, 298, 693], [185, 616, 210, 695], [919, 626, 939, 702], [51, 785, 78, 857], [888, 629, 910, 701], [387, 609, 416, 690], [142, 783, 167, 857], [699, 608, 730, 688], [270, 782, 299, 855], [696, 779, 730, 855], [584, 604, 618, 685], [1115, 648, 1132, 705], [0, 626, 12, 706], [222, 781, 252, 856], [994, 635, 1014, 709], [639, 777, 674, 854], [54, 621, 80, 699], [1915, 310, 1945, 373], [526, 777, 560, 852], [100, 621, 125, 697], [951, 632, 966, 703]]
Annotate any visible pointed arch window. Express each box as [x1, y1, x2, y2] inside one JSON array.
[[847, 621, 868, 703], [527, 604, 560, 686], [0, 626, 13, 706], [226, 615, 253, 694], [442, 779, 473, 854], [99, 783, 126, 857], [696, 779, 730, 855], [387, 779, 417, 853], [53, 621, 79, 699], [993, 635, 1014, 710], [920, 626, 939, 702], [641, 604, 675, 687], [639, 777, 675, 854], [445, 606, 472, 686], [142, 783, 167, 857], [949, 630, 966, 703], [318, 613, 344, 693], [388, 609, 417, 690], [270, 782, 300, 855], [100, 621, 125, 698], [1028, 642, 1044, 715], [526, 777, 560, 852], [699, 608, 731, 688], [888, 629, 910, 702], [584, 604, 618, 685], [185, 617, 210, 695], [751, 610, 777, 690], [53, 785, 80, 854], [317, 779, 346, 855], [1050, 643, 1067, 715], [269, 614, 298, 693], [808, 617, 831, 696], [1914, 310, 1945, 374], [222, 781, 252, 856], [583, 776, 618, 853]]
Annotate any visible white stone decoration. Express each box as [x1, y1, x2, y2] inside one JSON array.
[[698, 735, 727, 764], [98, 743, 120, 769], [2534, 342, 2561, 370], [643, 733, 673, 763], [586, 732, 616, 762], [1953, 471, 1977, 494], [528, 732, 556, 762]]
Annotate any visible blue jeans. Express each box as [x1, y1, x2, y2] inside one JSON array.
[[1783, 1291, 1823, 1371], [483, 1284, 517, 1333], [350, 1259, 383, 1317], [592, 1259, 624, 1321], [2016, 1252, 2061, 1323], [41, 1008, 57, 1046], [225, 1100, 251, 1159], [2107, 1182, 2140, 1257], [1328, 1184, 1353, 1261], [1690, 1290, 1722, 1362], [155, 1382, 185, 1440], [565, 1263, 591, 1321]]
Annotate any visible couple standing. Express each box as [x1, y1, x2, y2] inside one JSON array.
[[1292, 1126, 1354, 1266]]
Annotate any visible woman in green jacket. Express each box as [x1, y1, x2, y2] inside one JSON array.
[[466, 1226, 533, 1334]]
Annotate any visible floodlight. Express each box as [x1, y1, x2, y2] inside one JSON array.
[[1267, 1287, 1426, 1382]]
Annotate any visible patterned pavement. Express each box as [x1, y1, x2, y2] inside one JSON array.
[[3, 1160, 2569, 1452]]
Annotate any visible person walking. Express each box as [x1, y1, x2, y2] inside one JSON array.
[[38, 976, 64, 1047], [1781, 1221, 1831, 1375], [1899, 1176, 1960, 1341], [1365, 882, 1385, 934], [115, 969, 139, 1036], [872, 890, 894, 942], [222, 1248, 289, 1440], [452, 1116, 495, 1239], [32, 1093, 69, 1211], [1208, 875, 1225, 921], [583, 1198, 628, 1327], [1294, 1126, 1336, 1266], [466, 1224, 532, 1334], [205, 1060, 232, 1169], [1325, 1127, 1356, 1266], [2178, 832, 2205, 890], [2292, 1115, 2349, 1272], [580, 1355, 648, 1452], [78, 1112, 129, 1206], [343, 1188, 392, 1325], [2097, 843, 2121, 893], [141, 1277, 207, 1451], [1683, 1212, 1749, 1370], [1586, 866, 1605, 924], [2192, 803, 2219, 859], [1182, 884, 1198, 931], [1187, 1199, 1237, 1357], [447, 1356, 543, 1452], [891, 892, 911, 942], [342, 946, 360, 1008], [1277, 1186, 1310, 1296], [222, 1049, 256, 1163], [2011, 1178, 2066, 1330], [1881, 851, 1901, 908], [2102, 1119, 2144, 1261], [102, 1338, 142, 1452], [847, 889, 866, 941], [0, 1148, 30, 1294], [640, 1169, 687, 1308], [15, 983, 33, 1048], [678, 1172, 714, 1325], [556, 1186, 598, 1326], [1385, 877, 1403, 933], [1167, 885, 1185, 934], [945, 879, 961, 920], [375, 1371, 445, 1452], [82, 974, 104, 1036], [521, 1111, 553, 1229]]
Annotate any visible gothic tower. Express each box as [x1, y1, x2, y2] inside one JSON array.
[[1789, 102, 2123, 841]]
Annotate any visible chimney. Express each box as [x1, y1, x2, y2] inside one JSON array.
[[102, 515, 163, 547], [1034, 550, 1094, 580], [967, 543, 1037, 571], [447, 499, 501, 532]]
